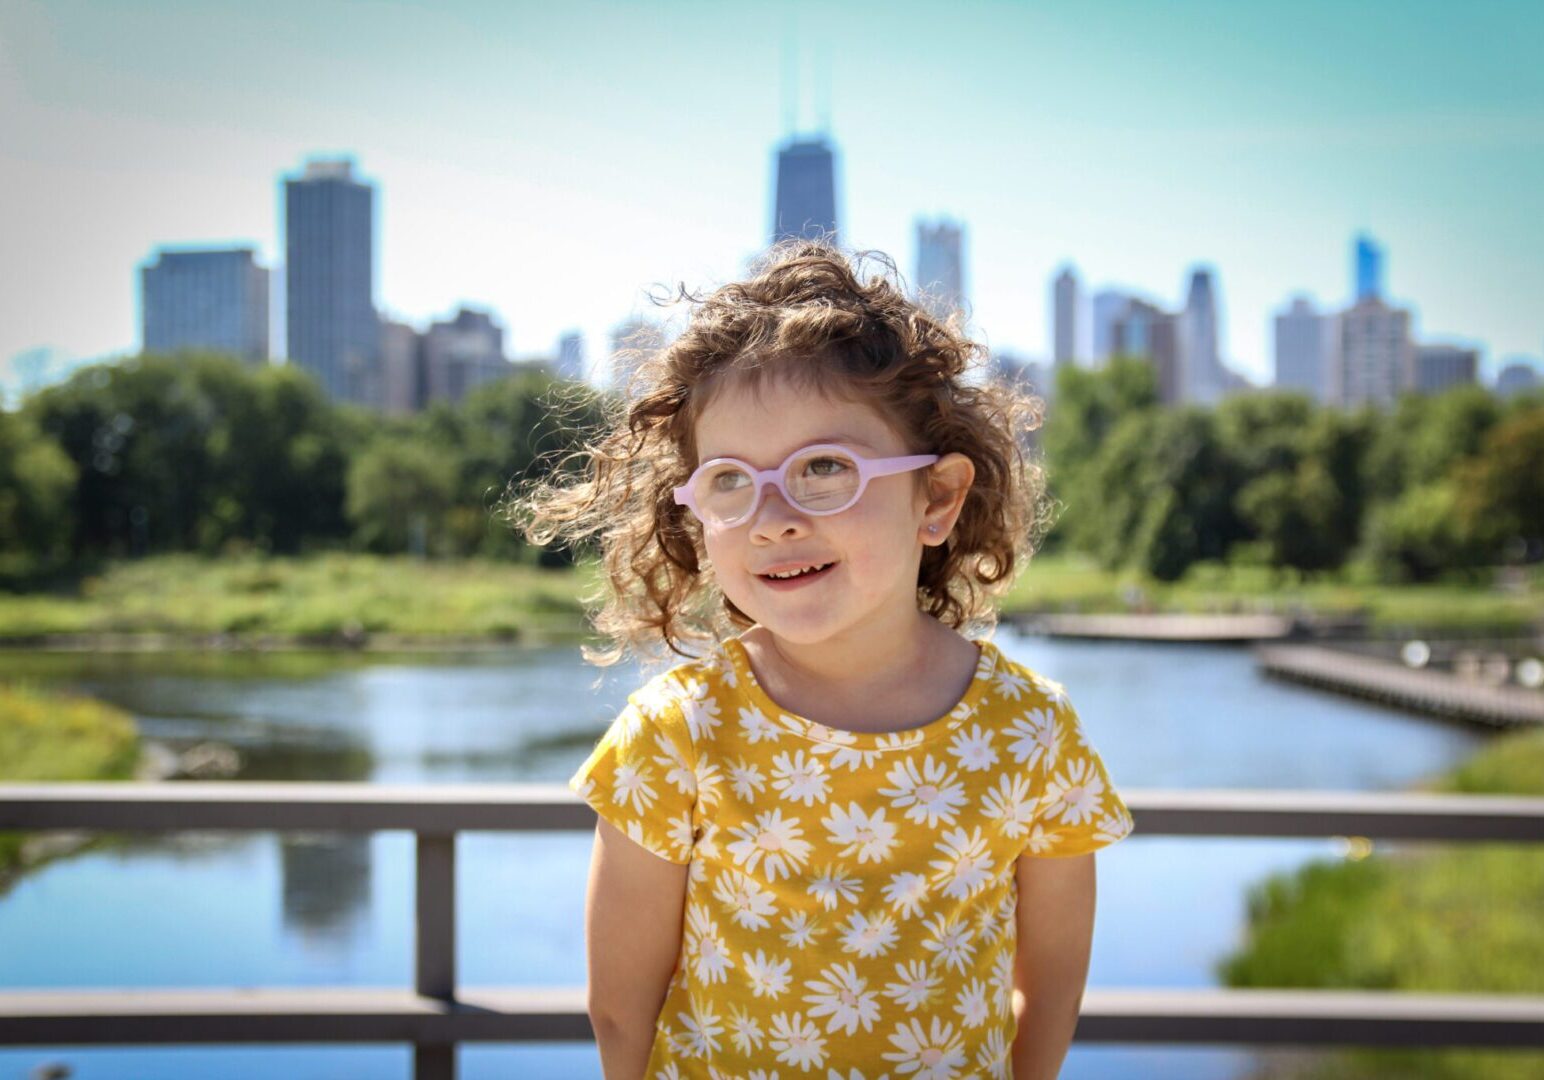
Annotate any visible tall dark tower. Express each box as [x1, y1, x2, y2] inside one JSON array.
[[771, 137, 838, 245], [284, 158, 378, 404], [1354, 232, 1384, 302]]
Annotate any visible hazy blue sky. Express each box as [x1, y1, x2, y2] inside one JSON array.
[[2, 0, 1542, 387]]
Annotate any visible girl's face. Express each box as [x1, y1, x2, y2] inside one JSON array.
[[690, 375, 939, 650]]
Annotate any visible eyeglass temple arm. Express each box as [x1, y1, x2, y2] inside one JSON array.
[[865, 453, 940, 477]]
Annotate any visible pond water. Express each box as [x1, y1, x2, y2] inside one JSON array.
[[0, 629, 1493, 1079]]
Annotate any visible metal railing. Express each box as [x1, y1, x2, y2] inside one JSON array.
[[2, 783, 1543, 1078]]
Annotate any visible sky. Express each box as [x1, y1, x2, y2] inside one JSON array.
[[2, 0, 1543, 392]]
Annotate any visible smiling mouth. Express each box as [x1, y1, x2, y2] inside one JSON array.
[[760, 562, 835, 581]]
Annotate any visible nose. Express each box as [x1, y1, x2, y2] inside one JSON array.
[[747, 484, 811, 542]]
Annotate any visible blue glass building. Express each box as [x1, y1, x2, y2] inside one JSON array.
[[771, 137, 838, 244]]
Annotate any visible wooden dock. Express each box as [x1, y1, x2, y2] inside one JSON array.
[[1007, 612, 1295, 642], [1255, 644, 1544, 729]]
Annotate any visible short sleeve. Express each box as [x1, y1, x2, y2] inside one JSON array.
[[568, 677, 700, 864], [1021, 696, 1135, 858]]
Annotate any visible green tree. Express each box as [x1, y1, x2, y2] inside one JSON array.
[[0, 410, 78, 581], [345, 437, 460, 555]]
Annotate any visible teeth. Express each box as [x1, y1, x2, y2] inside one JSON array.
[[767, 563, 829, 580]]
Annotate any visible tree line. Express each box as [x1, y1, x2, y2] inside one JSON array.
[[0, 351, 1539, 587]]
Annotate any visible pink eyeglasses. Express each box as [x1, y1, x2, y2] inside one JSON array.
[[674, 443, 940, 529]]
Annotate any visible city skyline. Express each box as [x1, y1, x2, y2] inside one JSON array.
[[3, 0, 1543, 393]]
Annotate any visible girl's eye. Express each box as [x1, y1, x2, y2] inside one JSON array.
[[709, 468, 750, 492], [803, 456, 850, 477]]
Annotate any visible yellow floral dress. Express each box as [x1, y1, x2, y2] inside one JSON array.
[[570, 633, 1135, 1079]]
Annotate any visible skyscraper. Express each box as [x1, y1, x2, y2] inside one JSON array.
[[422, 308, 510, 406], [1091, 290, 1132, 368], [1335, 295, 1411, 407], [284, 158, 378, 405], [1052, 266, 1080, 368], [1111, 299, 1181, 405], [141, 247, 269, 364], [771, 136, 838, 244], [1354, 232, 1384, 302], [1180, 268, 1225, 404], [1273, 296, 1336, 403], [915, 219, 964, 321]]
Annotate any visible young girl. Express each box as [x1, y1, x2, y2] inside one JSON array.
[[516, 242, 1135, 1079]]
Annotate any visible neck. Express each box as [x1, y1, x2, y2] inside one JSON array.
[[759, 603, 943, 704]]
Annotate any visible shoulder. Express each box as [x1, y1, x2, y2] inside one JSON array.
[[626, 642, 746, 739], [976, 640, 1075, 715]]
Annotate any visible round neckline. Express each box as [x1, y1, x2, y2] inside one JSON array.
[[720, 633, 1000, 749]]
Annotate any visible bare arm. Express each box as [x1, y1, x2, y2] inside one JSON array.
[[584, 816, 691, 1080], [1011, 851, 1097, 1080]]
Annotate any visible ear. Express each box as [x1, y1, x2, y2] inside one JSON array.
[[918, 452, 975, 546]]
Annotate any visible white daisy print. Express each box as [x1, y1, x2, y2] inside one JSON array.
[[990, 949, 1016, 1018], [953, 979, 990, 1028], [769, 1011, 828, 1070], [929, 827, 995, 900], [611, 763, 656, 815], [728, 756, 767, 802], [878, 755, 966, 828], [675, 997, 724, 1058], [714, 868, 778, 931], [980, 773, 1037, 839], [742, 948, 793, 999], [666, 811, 696, 861], [994, 668, 1032, 701], [839, 910, 900, 958], [615, 702, 648, 745], [882, 959, 941, 1011], [1042, 757, 1106, 826], [728, 808, 813, 881], [653, 735, 696, 797], [680, 679, 722, 742], [630, 679, 678, 723], [822, 802, 899, 864], [1019, 820, 1059, 855], [1005, 707, 1059, 770], [947, 723, 999, 772], [694, 754, 725, 810], [807, 863, 861, 910], [882, 1016, 967, 1079], [881, 870, 931, 919], [728, 1004, 764, 1055], [771, 749, 832, 807], [976, 892, 1015, 945], [921, 912, 976, 973], [1095, 807, 1135, 844], [820, 741, 885, 771], [685, 905, 733, 985], [802, 961, 881, 1036], [1033, 675, 1071, 708], [739, 705, 782, 743], [781, 910, 821, 949], [976, 1026, 1012, 1079]]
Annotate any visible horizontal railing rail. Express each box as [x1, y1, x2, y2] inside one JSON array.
[[2, 783, 1543, 1078]]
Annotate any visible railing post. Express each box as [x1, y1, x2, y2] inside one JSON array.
[[415, 830, 457, 1080]]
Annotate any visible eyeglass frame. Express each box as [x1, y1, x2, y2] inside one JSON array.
[[673, 442, 941, 528]]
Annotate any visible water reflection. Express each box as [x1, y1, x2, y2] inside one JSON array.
[[281, 833, 372, 935]]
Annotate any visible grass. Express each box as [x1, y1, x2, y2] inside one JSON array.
[[1002, 550, 1544, 633], [0, 552, 602, 645], [0, 550, 1537, 648], [1218, 724, 1544, 1079], [0, 682, 141, 876]]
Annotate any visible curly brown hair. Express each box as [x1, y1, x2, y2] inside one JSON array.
[[504, 240, 1053, 666]]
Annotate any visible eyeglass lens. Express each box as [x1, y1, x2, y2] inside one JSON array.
[[693, 448, 862, 524]]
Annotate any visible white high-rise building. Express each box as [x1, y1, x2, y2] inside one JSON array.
[[1334, 296, 1411, 407], [915, 218, 965, 321], [1091, 290, 1132, 368], [1273, 296, 1337, 403], [422, 307, 510, 406], [1052, 265, 1080, 368]]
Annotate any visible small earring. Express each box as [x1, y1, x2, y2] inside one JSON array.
[[927, 525, 939, 534]]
